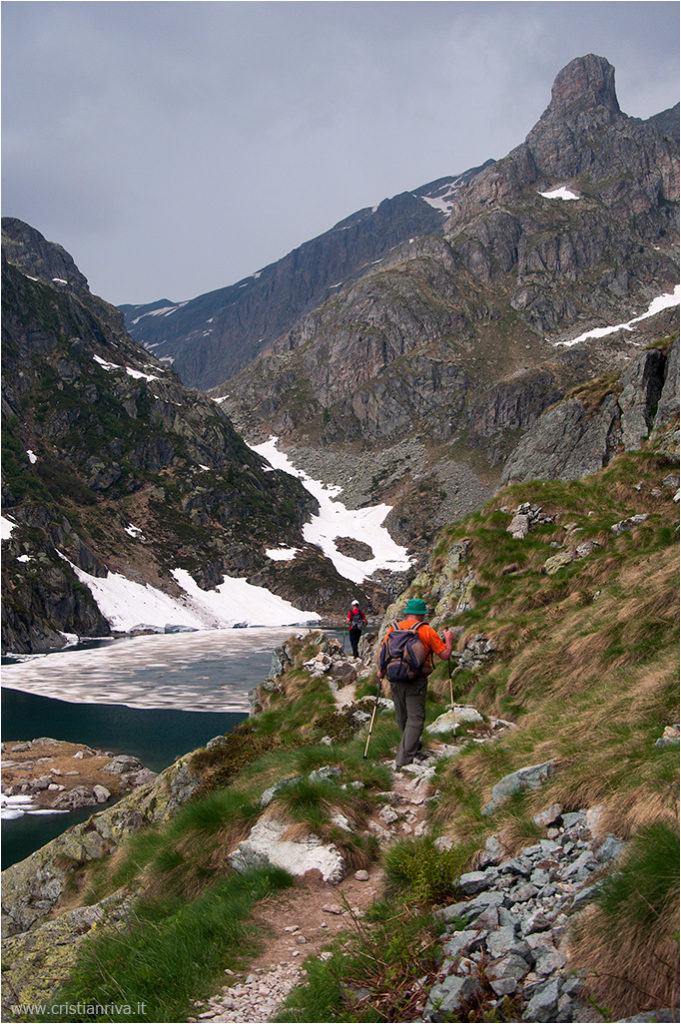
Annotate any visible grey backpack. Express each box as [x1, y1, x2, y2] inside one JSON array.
[[379, 622, 431, 682]]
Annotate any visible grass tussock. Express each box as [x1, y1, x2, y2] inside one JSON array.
[[276, 901, 445, 1023], [41, 867, 293, 1024], [570, 824, 680, 1018], [82, 787, 259, 906], [383, 836, 475, 906]]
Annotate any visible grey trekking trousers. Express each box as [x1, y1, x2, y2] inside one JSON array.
[[390, 675, 427, 767]]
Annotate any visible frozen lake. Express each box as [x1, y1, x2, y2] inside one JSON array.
[[2, 626, 306, 712], [1, 626, 334, 867]]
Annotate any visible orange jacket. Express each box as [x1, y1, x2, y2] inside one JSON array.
[[381, 617, 446, 661]]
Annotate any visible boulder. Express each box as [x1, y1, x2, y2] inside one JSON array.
[[483, 760, 556, 816], [424, 975, 483, 1021], [508, 513, 531, 539], [229, 812, 346, 883], [51, 786, 98, 810], [611, 514, 648, 536], [533, 802, 563, 828], [427, 705, 483, 735], [542, 550, 574, 575], [522, 977, 561, 1022], [102, 755, 144, 775]]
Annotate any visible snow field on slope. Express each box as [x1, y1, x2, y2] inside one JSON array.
[[252, 437, 414, 585]]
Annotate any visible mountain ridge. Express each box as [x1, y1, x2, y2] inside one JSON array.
[[1, 222, 396, 653], [120, 162, 494, 388], [209, 55, 678, 548]]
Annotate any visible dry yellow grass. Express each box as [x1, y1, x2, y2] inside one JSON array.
[[570, 897, 680, 1017]]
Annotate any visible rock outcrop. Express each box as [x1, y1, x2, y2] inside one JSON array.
[[213, 56, 678, 549], [1, 753, 202, 938], [502, 338, 679, 485]]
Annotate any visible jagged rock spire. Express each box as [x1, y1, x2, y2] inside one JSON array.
[[544, 54, 621, 121]]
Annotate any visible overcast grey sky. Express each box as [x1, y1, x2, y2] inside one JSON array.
[[2, 1, 679, 306]]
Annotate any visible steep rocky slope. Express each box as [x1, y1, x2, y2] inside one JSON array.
[[1, 221, 386, 654], [214, 56, 678, 543], [502, 334, 679, 484], [121, 166, 492, 390], [2, 430, 677, 1022]]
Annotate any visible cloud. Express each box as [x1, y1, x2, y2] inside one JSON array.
[[2, 1, 678, 304]]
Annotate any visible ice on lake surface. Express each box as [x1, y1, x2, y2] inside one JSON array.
[[1, 627, 303, 711]]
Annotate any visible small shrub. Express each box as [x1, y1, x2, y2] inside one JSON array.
[[383, 836, 473, 906]]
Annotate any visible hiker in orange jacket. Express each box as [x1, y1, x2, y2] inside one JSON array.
[[377, 598, 453, 769]]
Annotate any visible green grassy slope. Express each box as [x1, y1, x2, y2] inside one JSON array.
[[25, 440, 679, 1023]]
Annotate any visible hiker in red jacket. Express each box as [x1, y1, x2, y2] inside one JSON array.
[[347, 599, 367, 658]]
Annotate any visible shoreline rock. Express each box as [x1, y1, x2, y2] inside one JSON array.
[[1, 738, 156, 820]]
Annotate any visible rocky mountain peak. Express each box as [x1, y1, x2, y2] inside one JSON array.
[[542, 53, 620, 122], [1, 217, 90, 295]]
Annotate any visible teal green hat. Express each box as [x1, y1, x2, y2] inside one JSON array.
[[404, 597, 428, 615]]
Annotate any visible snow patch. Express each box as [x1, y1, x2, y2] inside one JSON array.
[[56, 553, 319, 633], [1, 792, 69, 820], [93, 353, 159, 382], [26, 450, 37, 464], [266, 547, 300, 562], [421, 184, 460, 215], [251, 438, 414, 584], [170, 569, 319, 627], [1, 516, 17, 541], [539, 186, 580, 201], [555, 284, 681, 348], [126, 366, 160, 382], [131, 303, 188, 325]]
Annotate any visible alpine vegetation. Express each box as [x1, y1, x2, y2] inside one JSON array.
[[1, 52, 679, 1024]]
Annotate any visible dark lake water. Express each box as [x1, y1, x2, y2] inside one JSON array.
[[1, 627, 310, 868]]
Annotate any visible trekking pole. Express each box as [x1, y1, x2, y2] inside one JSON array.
[[448, 656, 455, 709], [363, 680, 382, 759]]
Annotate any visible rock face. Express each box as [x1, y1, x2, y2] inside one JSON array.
[[1, 221, 379, 653], [211, 55, 677, 547], [502, 338, 679, 485], [2, 893, 133, 1017], [121, 167, 492, 389]]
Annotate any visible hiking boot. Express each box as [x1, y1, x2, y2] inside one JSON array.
[[413, 750, 432, 762]]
